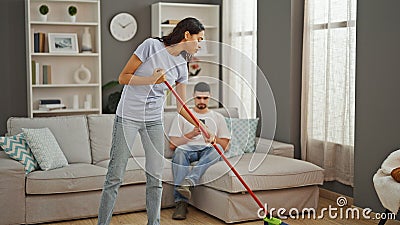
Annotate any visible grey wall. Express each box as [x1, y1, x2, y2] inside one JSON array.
[[257, 0, 302, 159], [0, 0, 220, 136], [0, 0, 28, 135], [355, 0, 400, 212]]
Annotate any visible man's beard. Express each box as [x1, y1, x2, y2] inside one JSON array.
[[196, 104, 207, 110]]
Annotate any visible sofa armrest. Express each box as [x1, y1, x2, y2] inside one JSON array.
[[255, 137, 294, 158], [0, 157, 26, 225]]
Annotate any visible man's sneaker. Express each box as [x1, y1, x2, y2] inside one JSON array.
[[172, 201, 188, 220], [177, 180, 193, 200]]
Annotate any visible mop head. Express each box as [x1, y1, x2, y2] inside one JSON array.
[[264, 216, 289, 225]]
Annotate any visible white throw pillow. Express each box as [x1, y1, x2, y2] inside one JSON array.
[[22, 127, 68, 171]]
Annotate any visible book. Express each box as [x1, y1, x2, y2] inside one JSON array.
[[33, 33, 39, 53], [38, 103, 66, 111], [39, 33, 45, 53], [35, 62, 40, 84], [43, 65, 51, 84], [33, 32, 46, 53], [162, 19, 180, 24], [39, 99, 61, 104], [31, 60, 36, 85]]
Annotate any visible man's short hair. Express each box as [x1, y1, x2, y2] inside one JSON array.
[[194, 82, 210, 93]]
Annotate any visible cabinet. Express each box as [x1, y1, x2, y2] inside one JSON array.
[[151, 2, 220, 109], [25, 0, 102, 117]]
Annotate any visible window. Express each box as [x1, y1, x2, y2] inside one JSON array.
[[301, 0, 357, 186]]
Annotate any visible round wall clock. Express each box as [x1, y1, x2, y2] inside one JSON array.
[[109, 12, 137, 41]]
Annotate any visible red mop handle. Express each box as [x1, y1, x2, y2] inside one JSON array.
[[164, 81, 267, 213]]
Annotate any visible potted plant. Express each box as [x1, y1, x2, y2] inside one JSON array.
[[68, 5, 77, 22], [39, 4, 49, 22]]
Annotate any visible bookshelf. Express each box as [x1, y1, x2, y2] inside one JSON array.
[[151, 2, 220, 109], [25, 0, 102, 117]]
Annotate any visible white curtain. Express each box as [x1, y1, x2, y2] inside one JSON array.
[[222, 0, 257, 118], [301, 0, 356, 186]]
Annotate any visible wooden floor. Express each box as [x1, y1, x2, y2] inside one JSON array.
[[46, 197, 399, 225]]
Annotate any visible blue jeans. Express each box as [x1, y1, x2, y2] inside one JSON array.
[[172, 144, 222, 203], [97, 116, 164, 225]]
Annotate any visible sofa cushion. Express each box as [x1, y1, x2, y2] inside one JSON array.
[[224, 118, 259, 158], [200, 153, 324, 193], [255, 138, 295, 158], [7, 116, 91, 164], [26, 164, 107, 194], [87, 114, 145, 164], [95, 157, 174, 184], [23, 128, 68, 171], [0, 133, 39, 174]]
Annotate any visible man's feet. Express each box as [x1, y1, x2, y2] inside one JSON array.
[[172, 201, 188, 220], [177, 179, 193, 200]]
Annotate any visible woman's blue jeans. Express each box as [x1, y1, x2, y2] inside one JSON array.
[[97, 116, 164, 225]]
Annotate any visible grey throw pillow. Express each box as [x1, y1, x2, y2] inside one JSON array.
[[22, 127, 68, 171]]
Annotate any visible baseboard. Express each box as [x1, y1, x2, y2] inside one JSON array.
[[319, 187, 354, 206]]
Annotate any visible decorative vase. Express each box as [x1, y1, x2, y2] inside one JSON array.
[[74, 64, 91, 84], [81, 27, 92, 53], [39, 14, 48, 22], [69, 15, 76, 23]]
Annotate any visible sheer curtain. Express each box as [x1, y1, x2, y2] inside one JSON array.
[[222, 0, 257, 118], [301, 0, 356, 186]]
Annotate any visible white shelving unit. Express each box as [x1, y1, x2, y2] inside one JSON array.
[[151, 2, 220, 109], [25, 0, 102, 117]]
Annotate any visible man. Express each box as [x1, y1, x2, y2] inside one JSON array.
[[168, 82, 231, 220]]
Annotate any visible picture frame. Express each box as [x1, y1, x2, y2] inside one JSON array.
[[48, 33, 79, 54]]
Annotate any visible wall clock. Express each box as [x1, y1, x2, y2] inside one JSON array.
[[109, 12, 137, 41]]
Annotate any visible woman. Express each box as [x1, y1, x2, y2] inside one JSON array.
[[97, 17, 209, 225]]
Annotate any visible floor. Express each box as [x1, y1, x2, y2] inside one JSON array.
[[44, 197, 399, 225]]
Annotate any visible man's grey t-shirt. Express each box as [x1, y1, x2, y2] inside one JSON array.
[[116, 38, 188, 121]]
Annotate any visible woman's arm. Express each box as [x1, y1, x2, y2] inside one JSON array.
[[118, 54, 166, 85]]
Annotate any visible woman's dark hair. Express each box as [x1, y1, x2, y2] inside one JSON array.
[[154, 17, 204, 46]]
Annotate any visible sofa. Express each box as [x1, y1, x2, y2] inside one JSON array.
[[0, 108, 324, 224]]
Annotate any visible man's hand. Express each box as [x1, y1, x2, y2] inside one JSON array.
[[152, 68, 166, 84], [187, 127, 201, 139]]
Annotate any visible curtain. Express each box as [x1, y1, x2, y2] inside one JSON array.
[[301, 0, 357, 186], [222, 0, 257, 118]]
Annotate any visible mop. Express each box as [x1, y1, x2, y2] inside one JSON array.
[[164, 81, 289, 225]]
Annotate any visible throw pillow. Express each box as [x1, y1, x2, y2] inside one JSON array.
[[22, 127, 68, 171], [224, 118, 259, 158], [0, 133, 39, 174]]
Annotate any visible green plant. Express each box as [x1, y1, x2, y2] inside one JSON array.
[[68, 5, 77, 16], [39, 5, 49, 15], [102, 80, 122, 114]]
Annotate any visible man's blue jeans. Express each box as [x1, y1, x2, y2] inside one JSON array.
[[172, 144, 222, 203], [97, 116, 164, 225]]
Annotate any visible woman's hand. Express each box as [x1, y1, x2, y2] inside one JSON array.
[[152, 68, 166, 84], [202, 126, 216, 144]]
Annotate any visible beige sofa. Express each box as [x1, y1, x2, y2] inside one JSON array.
[[0, 108, 324, 224]]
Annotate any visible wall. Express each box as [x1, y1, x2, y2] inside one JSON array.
[[355, 0, 400, 212], [0, 0, 27, 135], [257, 0, 302, 158], [0, 0, 220, 136]]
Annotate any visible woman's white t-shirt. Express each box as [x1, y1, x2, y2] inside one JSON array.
[[116, 38, 188, 121]]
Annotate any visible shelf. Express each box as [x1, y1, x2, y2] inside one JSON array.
[[33, 108, 100, 114], [31, 21, 98, 26], [161, 24, 217, 29], [194, 53, 216, 57], [31, 0, 98, 3], [33, 84, 99, 88], [31, 53, 99, 57]]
